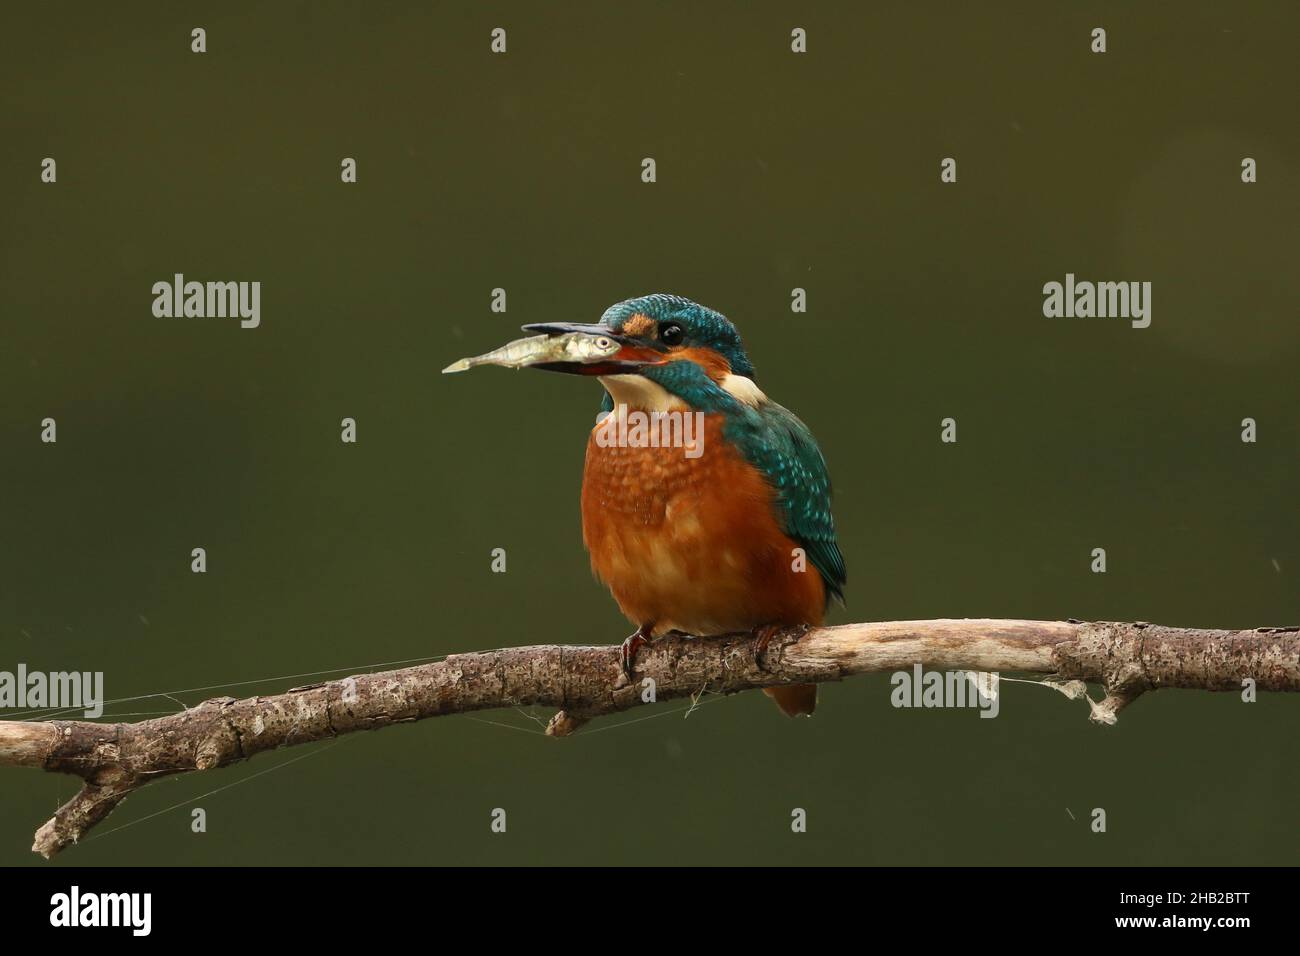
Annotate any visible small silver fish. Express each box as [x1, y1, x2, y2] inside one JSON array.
[[442, 332, 621, 374]]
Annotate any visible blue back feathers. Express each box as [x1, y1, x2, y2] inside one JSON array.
[[727, 402, 847, 605]]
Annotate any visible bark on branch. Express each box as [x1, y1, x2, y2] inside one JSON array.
[[1, 618, 1295, 858]]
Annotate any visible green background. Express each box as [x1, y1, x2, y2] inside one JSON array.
[[1, 1, 1296, 866]]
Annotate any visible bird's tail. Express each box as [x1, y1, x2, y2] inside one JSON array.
[[764, 683, 817, 717]]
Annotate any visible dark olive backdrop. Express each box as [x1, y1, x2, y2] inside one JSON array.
[[1, 2, 1297, 867]]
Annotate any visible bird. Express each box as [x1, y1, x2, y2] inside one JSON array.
[[447, 294, 845, 717]]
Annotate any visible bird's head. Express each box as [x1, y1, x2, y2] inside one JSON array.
[[443, 294, 762, 411], [521, 294, 758, 410]]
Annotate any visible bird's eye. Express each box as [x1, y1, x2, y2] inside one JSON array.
[[660, 323, 685, 346]]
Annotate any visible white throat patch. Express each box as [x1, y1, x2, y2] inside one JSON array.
[[598, 372, 768, 411], [598, 374, 688, 412]]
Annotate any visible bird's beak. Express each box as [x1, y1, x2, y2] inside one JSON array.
[[442, 323, 667, 376], [520, 323, 667, 375], [519, 322, 617, 338]]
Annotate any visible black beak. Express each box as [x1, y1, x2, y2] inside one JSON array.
[[522, 322, 627, 341], [520, 322, 671, 352], [518, 322, 668, 376]]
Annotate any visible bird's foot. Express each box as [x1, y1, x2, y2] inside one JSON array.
[[620, 624, 654, 680], [752, 624, 787, 671]]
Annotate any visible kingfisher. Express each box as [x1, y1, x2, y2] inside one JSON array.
[[445, 294, 846, 716]]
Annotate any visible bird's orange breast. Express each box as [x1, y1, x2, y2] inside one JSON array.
[[581, 412, 825, 637]]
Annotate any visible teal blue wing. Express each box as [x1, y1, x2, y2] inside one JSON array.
[[728, 402, 846, 604]]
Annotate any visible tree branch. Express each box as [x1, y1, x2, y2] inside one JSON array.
[[1, 618, 1295, 858]]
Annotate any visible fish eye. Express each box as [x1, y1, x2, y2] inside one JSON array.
[[595, 336, 612, 349], [660, 323, 685, 345]]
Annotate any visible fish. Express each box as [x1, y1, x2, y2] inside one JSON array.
[[442, 332, 621, 374]]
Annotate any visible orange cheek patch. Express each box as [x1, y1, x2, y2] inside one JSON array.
[[620, 314, 656, 337], [672, 347, 732, 383]]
